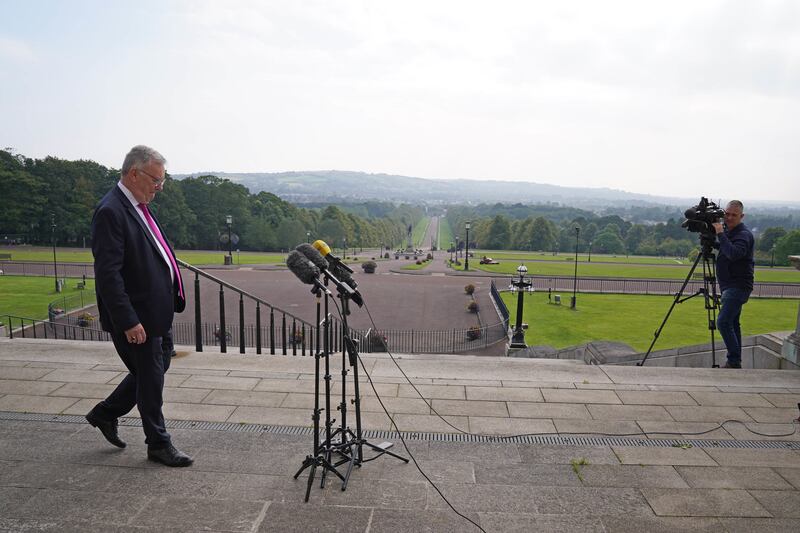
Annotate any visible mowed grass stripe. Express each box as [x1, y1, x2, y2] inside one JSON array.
[[501, 292, 798, 351]]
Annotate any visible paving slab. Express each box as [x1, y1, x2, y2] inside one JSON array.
[[389, 413, 469, 433], [371, 508, 478, 533], [723, 422, 800, 442], [742, 407, 800, 424], [468, 416, 556, 436], [0, 393, 80, 414], [636, 421, 733, 440], [600, 515, 726, 532], [473, 463, 581, 486], [517, 444, 621, 465], [761, 393, 800, 408], [704, 448, 800, 468], [465, 385, 544, 402], [39, 368, 122, 384], [132, 495, 267, 531], [554, 419, 643, 436], [578, 464, 689, 488], [0, 366, 59, 380], [641, 488, 770, 517], [179, 375, 260, 391], [749, 490, 800, 517], [201, 389, 286, 408], [0, 378, 65, 396], [47, 382, 116, 399], [258, 503, 372, 533], [479, 512, 605, 532], [541, 388, 621, 404], [163, 402, 236, 422], [776, 467, 800, 489], [429, 399, 508, 417], [613, 446, 716, 466], [507, 401, 591, 419], [676, 466, 794, 490], [717, 517, 800, 533], [665, 405, 753, 422], [616, 390, 698, 406], [586, 404, 674, 421], [689, 391, 774, 407], [397, 384, 465, 400], [603, 365, 800, 389]]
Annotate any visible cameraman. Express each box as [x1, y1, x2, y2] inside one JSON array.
[[712, 200, 755, 369]]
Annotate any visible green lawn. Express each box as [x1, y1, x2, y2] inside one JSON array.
[[0, 276, 96, 321], [501, 292, 798, 352], [474, 250, 689, 265], [402, 260, 434, 270], [438, 218, 455, 250], [479, 260, 799, 283], [412, 217, 430, 247]]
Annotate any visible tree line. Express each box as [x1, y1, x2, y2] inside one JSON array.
[[0, 150, 420, 252], [445, 205, 800, 266]]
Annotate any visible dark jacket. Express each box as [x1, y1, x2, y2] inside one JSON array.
[[92, 186, 185, 336], [716, 222, 755, 293]]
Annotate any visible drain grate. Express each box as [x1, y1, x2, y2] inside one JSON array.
[[2, 411, 797, 450]]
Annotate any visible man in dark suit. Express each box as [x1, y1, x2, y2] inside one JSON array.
[[86, 145, 192, 467]]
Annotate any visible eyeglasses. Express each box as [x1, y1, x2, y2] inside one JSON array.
[[136, 168, 166, 187]]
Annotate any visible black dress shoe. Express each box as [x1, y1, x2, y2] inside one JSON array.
[[723, 362, 742, 369], [85, 412, 126, 448], [147, 444, 193, 467]]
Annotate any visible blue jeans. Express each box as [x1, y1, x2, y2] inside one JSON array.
[[717, 288, 750, 366]]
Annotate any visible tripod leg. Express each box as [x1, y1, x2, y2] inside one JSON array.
[[638, 252, 704, 366], [361, 440, 410, 463], [303, 463, 317, 503]]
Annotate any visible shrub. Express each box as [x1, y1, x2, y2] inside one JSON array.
[[466, 326, 481, 341], [384, 252, 390, 259], [464, 284, 476, 295], [361, 261, 377, 273], [426, 253, 433, 260], [467, 301, 479, 313], [416, 259, 422, 265]]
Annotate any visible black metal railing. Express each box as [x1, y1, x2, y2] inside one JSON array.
[[47, 289, 96, 319], [493, 274, 800, 299], [4, 315, 111, 342], [177, 259, 320, 355], [490, 279, 510, 329], [0, 260, 94, 278]]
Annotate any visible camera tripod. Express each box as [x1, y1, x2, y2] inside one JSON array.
[[638, 236, 721, 367]]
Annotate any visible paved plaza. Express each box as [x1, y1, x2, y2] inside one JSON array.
[[1, 337, 800, 531]]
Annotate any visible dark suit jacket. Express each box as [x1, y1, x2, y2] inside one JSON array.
[[92, 185, 185, 336]]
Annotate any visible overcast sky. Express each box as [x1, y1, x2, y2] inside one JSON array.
[[1, 0, 799, 201]]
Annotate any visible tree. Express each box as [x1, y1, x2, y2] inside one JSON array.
[[774, 230, 800, 266], [528, 216, 558, 251], [624, 224, 648, 254], [758, 227, 787, 252], [484, 215, 511, 249], [593, 231, 625, 254]]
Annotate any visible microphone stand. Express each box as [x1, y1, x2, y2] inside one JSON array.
[[324, 274, 408, 489], [293, 286, 345, 501]]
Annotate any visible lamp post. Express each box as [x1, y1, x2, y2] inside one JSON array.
[[510, 264, 533, 349], [306, 230, 311, 243], [571, 227, 579, 309], [771, 245, 776, 268], [225, 215, 233, 264], [343, 238, 347, 259], [588, 240, 593, 262], [455, 236, 459, 260], [450, 242, 454, 263], [464, 221, 471, 271], [51, 212, 59, 292]]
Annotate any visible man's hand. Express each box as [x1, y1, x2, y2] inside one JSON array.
[[712, 222, 724, 234], [125, 324, 147, 344]]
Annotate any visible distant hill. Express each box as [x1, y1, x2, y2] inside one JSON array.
[[172, 170, 690, 207]]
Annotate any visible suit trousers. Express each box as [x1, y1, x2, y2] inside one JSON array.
[[93, 332, 172, 449]]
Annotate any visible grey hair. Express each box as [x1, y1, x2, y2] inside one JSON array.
[[121, 145, 166, 176], [727, 200, 744, 212]]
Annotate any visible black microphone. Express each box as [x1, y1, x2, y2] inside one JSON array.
[[312, 240, 354, 274], [296, 243, 363, 307], [286, 250, 326, 294]]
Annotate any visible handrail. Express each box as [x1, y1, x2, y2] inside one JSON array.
[[176, 259, 309, 325]]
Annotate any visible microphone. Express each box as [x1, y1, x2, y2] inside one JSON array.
[[286, 250, 327, 295], [312, 240, 354, 274], [296, 243, 363, 307]]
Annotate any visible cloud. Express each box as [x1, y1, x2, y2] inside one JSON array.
[[0, 36, 35, 63]]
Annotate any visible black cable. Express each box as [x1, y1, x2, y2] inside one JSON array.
[[361, 302, 800, 441], [329, 295, 486, 532]]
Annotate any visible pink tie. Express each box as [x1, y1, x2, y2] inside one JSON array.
[[138, 203, 184, 299]]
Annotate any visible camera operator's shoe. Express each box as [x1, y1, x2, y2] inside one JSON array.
[[723, 362, 742, 369], [85, 411, 126, 448], [148, 444, 193, 467]]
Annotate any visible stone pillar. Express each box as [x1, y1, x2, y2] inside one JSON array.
[[781, 255, 800, 365]]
